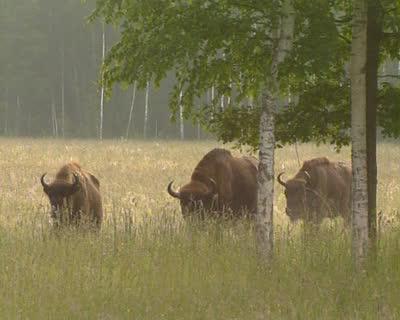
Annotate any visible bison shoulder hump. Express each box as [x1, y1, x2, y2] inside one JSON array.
[[301, 157, 330, 171]]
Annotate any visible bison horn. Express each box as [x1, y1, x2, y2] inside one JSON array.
[[304, 171, 311, 184], [40, 173, 50, 190], [167, 181, 181, 199], [277, 172, 287, 188]]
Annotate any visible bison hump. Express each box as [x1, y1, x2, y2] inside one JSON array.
[[301, 157, 330, 171]]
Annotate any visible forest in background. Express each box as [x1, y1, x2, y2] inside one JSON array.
[[0, 0, 399, 140], [0, 0, 203, 139]]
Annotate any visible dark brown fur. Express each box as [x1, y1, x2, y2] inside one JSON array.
[[168, 148, 258, 218], [41, 162, 103, 229], [279, 157, 352, 225]]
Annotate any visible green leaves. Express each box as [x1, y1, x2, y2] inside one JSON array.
[[92, 0, 400, 149]]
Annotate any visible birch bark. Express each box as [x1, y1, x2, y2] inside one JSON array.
[[179, 90, 184, 140], [143, 81, 150, 138], [351, 0, 369, 268], [256, 0, 294, 260], [99, 22, 106, 140], [126, 81, 137, 139]]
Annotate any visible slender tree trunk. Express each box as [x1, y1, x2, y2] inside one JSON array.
[[197, 121, 201, 140], [61, 43, 65, 138], [15, 95, 21, 136], [366, 0, 382, 253], [256, 0, 294, 261], [99, 22, 106, 140], [256, 90, 277, 260], [4, 87, 8, 135], [126, 81, 137, 139], [351, 0, 369, 268], [143, 81, 150, 138], [179, 90, 184, 140], [51, 94, 58, 138], [73, 65, 82, 136]]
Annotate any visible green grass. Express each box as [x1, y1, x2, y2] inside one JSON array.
[[0, 138, 399, 319]]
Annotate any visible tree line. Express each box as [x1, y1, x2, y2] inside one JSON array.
[[0, 0, 202, 139]]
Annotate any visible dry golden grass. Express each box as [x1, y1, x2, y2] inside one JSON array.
[[1, 138, 398, 228], [0, 138, 399, 319]]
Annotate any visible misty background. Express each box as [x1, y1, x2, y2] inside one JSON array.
[[0, 0, 399, 140], [0, 0, 204, 139]]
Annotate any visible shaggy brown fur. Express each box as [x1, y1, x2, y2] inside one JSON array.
[[41, 162, 103, 229], [278, 157, 352, 225], [168, 148, 258, 218]]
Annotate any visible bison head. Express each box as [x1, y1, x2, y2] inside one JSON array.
[[41, 173, 80, 218], [167, 178, 217, 218], [278, 172, 315, 221]]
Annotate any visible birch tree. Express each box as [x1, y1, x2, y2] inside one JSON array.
[[125, 81, 137, 139], [99, 21, 106, 140], [350, 0, 369, 268], [256, 0, 295, 259], [143, 81, 150, 139], [179, 90, 184, 140]]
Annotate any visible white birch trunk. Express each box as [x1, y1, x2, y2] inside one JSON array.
[[16, 95, 21, 135], [99, 22, 106, 140], [61, 43, 65, 138], [351, 0, 369, 268], [125, 81, 137, 139], [197, 121, 201, 140], [4, 87, 8, 135], [51, 96, 58, 138], [143, 81, 150, 138], [179, 90, 184, 140], [256, 0, 295, 260]]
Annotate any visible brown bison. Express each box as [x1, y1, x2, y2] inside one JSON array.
[[41, 162, 103, 229], [277, 157, 352, 225], [167, 148, 258, 218]]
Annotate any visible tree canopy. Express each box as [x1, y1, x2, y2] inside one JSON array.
[[92, 0, 400, 149]]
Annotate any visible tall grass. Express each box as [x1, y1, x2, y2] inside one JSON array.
[[0, 138, 399, 319]]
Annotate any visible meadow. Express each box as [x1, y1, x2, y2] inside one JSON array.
[[0, 138, 399, 319]]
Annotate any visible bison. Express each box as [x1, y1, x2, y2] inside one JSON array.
[[167, 148, 258, 219], [277, 157, 352, 225], [41, 162, 103, 229]]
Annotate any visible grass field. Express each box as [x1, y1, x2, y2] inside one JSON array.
[[0, 138, 399, 319]]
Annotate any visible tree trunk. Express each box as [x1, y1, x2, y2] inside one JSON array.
[[15, 95, 21, 136], [351, 0, 369, 268], [256, 0, 294, 261], [256, 89, 276, 260], [179, 90, 184, 140], [61, 43, 65, 138], [51, 95, 58, 138], [73, 65, 82, 136], [143, 81, 150, 138], [126, 81, 137, 139], [99, 22, 106, 140], [366, 0, 382, 253], [197, 121, 201, 140], [4, 87, 9, 135]]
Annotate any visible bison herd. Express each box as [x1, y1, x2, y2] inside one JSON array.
[[40, 148, 352, 229]]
